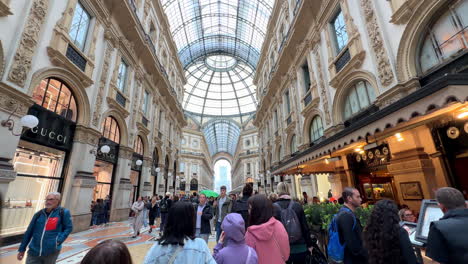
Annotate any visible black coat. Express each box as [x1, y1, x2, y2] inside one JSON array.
[[194, 203, 213, 234], [148, 202, 159, 220], [426, 208, 468, 264], [232, 195, 250, 229], [397, 227, 418, 264], [336, 206, 368, 264], [274, 198, 313, 248]]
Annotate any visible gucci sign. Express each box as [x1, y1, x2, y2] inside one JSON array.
[[21, 104, 76, 151]]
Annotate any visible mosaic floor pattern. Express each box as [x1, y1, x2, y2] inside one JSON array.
[[0, 221, 217, 264]]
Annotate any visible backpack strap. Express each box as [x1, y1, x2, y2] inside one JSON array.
[[288, 200, 295, 209], [339, 207, 356, 231]]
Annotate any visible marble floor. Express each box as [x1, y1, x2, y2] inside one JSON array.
[[0, 220, 436, 264], [0, 221, 217, 264]]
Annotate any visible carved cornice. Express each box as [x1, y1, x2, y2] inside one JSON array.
[[389, 0, 420, 25], [8, 0, 49, 87], [0, 0, 12, 16], [0, 83, 34, 115], [329, 50, 366, 88], [106, 96, 130, 118], [119, 146, 134, 160], [73, 125, 101, 146]]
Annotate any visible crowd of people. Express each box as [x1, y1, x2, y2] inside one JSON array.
[[15, 185, 468, 264]]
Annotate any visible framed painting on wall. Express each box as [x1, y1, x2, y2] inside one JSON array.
[[400, 181, 424, 200]]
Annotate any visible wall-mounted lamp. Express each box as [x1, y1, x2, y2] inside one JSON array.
[[89, 145, 111, 155], [395, 132, 404, 142], [1, 107, 39, 136], [168, 172, 172, 177], [136, 159, 143, 166], [155, 167, 161, 173]]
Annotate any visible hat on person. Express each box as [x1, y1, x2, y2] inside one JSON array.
[[165, 192, 171, 196]]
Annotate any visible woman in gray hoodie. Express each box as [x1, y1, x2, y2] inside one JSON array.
[[213, 213, 258, 264]]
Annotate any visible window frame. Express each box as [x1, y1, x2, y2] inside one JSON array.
[[142, 90, 150, 116], [102, 116, 121, 144], [117, 59, 129, 92], [32, 77, 78, 122], [68, 1, 92, 51], [330, 8, 349, 55], [290, 134, 297, 154], [418, 0, 468, 73], [309, 115, 324, 143], [343, 80, 376, 120], [284, 90, 291, 115]]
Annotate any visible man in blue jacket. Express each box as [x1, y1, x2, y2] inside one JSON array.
[[17, 192, 73, 264]]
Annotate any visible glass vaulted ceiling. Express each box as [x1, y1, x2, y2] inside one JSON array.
[[161, 0, 274, 156]]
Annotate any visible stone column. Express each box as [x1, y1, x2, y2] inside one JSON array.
[[110, 146, 133, 222], [0, 88, 32, 198], [328, 166, 349, 198], [386, 127, 438, 210], [387, 148, 437, 210], [140, 156, 152, 197], [301, 175, 314, 199], [61, 125, 101, 232]]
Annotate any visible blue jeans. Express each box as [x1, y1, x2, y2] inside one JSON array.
[[143, 210, 148, 227], [216, 221, 222, 242], [195, 228, 209, 244]]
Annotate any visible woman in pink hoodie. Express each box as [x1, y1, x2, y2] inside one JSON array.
[[245, 194, 290, 264]]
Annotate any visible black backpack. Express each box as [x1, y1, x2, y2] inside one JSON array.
[[276, 201, 303, 243], [160, 198, 169, 213]]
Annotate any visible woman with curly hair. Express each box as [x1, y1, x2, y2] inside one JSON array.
[[363, 200, 418, 264]]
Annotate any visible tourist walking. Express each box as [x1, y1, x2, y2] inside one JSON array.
[[149, 196, 159, 233], [426, 187, 468, 263], [214, 186, 233, 241], [95, 199, 105, 226], [104, 195, 112, 224], [274, 182, 313, 264], [363, 199, 418, 264], [245, 194, 290, 264], [17, 192, 73, 264], [131, 196, 145, 238], [195, 193, 213, 243], [328, 187, 367, 264], [143, 201, 216, 264], [143, 196, 150, 228], [160, 192, 173, 235], [90, 200, 97, 226], [213, 213, 258, 264], [232, 184, 253, 229], [81, 239, 133, 264]]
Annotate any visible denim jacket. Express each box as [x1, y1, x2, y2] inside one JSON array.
[[144, 238, 216, 264], [19, 207, 73, 256]]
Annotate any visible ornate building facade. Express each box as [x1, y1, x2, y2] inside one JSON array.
[[255, 0, 468, 209], [0, 0, 186, 237]]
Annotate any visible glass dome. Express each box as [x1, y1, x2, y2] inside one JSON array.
[[183, 58, 257, 119]]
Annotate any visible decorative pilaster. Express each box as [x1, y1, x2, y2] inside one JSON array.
[[8, 0, 49, 87], [313, 47, 332, 125], [361, 0, 395, 87], [92, 43, 113, 127]]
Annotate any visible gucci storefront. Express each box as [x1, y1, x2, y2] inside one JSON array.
[[92, 116, 121, 201], [1, 78, 77, 236]]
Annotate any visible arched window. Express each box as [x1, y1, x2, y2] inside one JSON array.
[[32, 78, 78, 122], [190, 178, 198, 191], [343, 81, 376, 120], [309, 115, 324, 143], [419, 0, 468, 73], [290, 135, 297, 154], [102, 116, 120, 144], [134, 136, 144, 155]]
